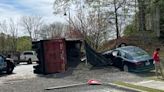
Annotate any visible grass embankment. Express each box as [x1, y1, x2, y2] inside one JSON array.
[[114, 81, 164, 92]]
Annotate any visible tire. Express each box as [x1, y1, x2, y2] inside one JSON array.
[[7, 66, 14, 74], [123, 65, 129, 72], [27, 59, 32, 64], [17, 61, 20, 64]]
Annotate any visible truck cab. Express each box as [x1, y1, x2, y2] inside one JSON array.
[[19, 51, 38, 64]]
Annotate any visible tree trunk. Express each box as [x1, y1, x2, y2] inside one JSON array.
[[138, 0, 146, 32], [114, 0, 120, 46]]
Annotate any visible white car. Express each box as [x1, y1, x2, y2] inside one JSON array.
[[19, 51, 38, 64]]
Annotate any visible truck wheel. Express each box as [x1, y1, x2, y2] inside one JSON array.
[[27, 59, 32, 64]]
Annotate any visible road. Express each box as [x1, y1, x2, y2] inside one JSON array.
[[0, 63, 37, 83], [0, 63, 144, 92]]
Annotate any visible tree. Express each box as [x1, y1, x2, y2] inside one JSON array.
[[17, 36, 32, 52], [0, 20, 8, 52], [8, 19, 18, 52], [137, 0, 146, 32], [0, 19, 19, 52], [86, 0, 138, 44], [20, 16, 43, 41], [39, 22, 67, 39], [53, 0, 136, 50], [113, 0, 126, 44], [53, 0, 112, 49]]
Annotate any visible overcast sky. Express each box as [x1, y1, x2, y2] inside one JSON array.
[[0, 0, 65, 23]]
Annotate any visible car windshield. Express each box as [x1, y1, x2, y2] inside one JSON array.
[[24, 52, 33, 55]]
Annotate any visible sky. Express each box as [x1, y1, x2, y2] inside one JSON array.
[[0, 0, 65, 23], [0, 0, 134, 37]]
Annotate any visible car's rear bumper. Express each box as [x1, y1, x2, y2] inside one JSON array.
[[129, 65, 155, 72]]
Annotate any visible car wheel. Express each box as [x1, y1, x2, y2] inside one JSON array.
[[7, 66, 14, 74], [123, 65, 129, 72], [17, 61, 20, 64], [27, 59, 32, 64]]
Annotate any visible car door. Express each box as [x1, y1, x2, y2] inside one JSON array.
[[111, 50, 123, 68], [0, 55, 6, 70], [20, 52, 26, 61], [121, 52, 135, 69]]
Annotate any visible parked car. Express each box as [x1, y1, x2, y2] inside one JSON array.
[[103, 46, 154, 72], [19, 51, 38, 64], [0, 55, 15, 74]]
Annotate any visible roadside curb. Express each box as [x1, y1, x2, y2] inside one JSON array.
[[45, 82, 144, 92], [45, 83, 86, 90]]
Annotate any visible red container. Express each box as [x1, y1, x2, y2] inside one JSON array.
[[43, 38, 67, 74]]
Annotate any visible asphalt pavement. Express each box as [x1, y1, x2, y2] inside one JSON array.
[[0, 62, 147, 92], [0, 63, 37, 83]]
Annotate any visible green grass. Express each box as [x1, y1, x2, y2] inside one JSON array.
[[114, 81, 164, 92]]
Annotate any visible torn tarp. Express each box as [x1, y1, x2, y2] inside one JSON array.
[[84, 41, 112, 66]]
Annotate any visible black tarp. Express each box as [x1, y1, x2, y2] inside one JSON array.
[[84, 41, 112, 66], [66, 40, 82, 68]]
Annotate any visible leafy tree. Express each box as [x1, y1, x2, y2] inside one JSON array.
[[17, 36, 32, 52], [0, 19, 18, 52]]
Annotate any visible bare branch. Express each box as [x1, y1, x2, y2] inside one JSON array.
[[115, 0, 126, 11], [20, 16, 43, 41]]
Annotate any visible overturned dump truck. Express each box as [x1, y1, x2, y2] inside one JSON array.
[[32, 38, 114, 74], [84, 41, 113, 66], [32, 38, 82, 74]]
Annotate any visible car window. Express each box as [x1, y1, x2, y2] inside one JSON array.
[[23, 52, 33, 55], [128, 48, 150, 60], [112, 50, 121, 57], [121, 47, 150, 60], [120, 51, 126, 57], [0, 56, 4, 63], [120, 51, 133, 60], [125, 53, 133, 60]]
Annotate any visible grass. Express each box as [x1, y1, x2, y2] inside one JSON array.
[[114, 81, 164, 92]]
